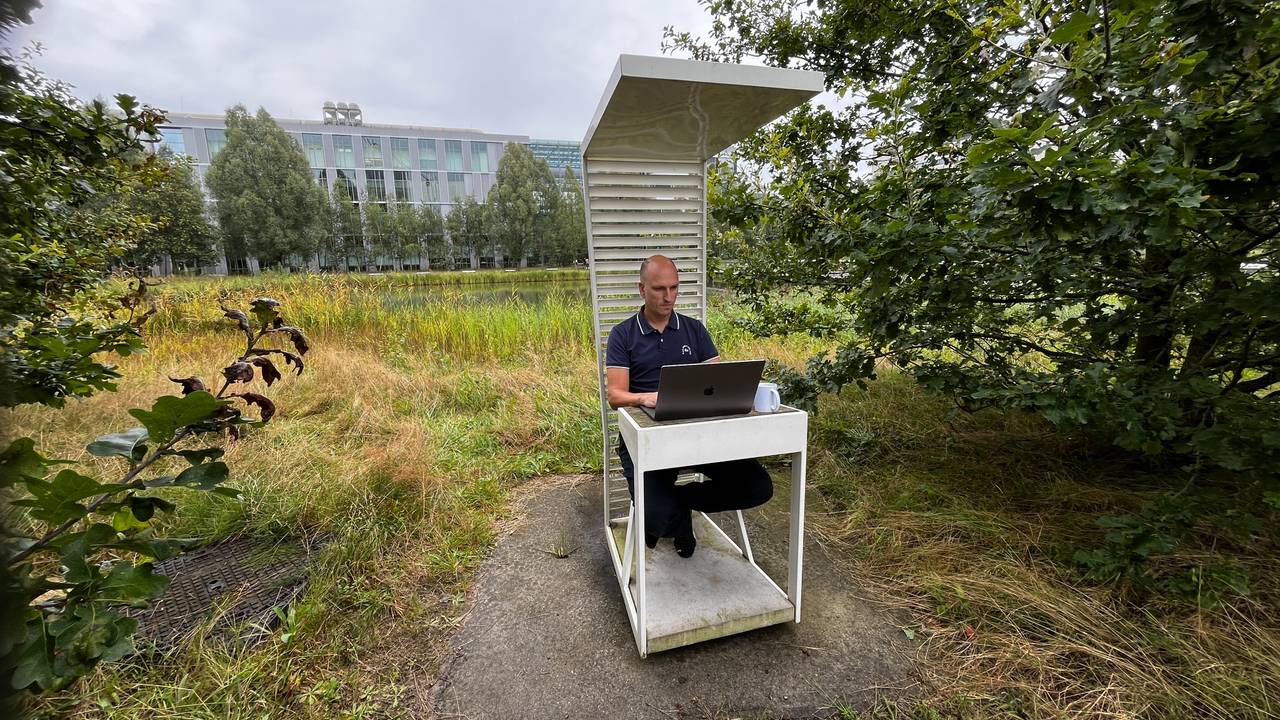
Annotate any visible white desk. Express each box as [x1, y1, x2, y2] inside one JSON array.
[[607, 405, 808, 656]]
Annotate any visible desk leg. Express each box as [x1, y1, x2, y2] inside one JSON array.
[[634, 458, 648, 657], [787, 449, 806, 623], [621, 502, 635, 588]]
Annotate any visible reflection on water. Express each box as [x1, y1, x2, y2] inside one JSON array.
[[379, 281, 590, 310]]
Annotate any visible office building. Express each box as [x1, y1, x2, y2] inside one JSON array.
[[156, 104, 579, 272], [528, 139, 583, 177]]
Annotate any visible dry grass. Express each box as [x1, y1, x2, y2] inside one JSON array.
[[6, 279, 820, 718], [805, 373, 1280, 719]]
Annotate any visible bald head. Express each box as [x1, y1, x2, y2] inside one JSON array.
[[639, 254, 678, 283], [638, 254, 679, 323]]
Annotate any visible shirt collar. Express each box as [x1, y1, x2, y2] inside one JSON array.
[[634, 308, 679, 335]]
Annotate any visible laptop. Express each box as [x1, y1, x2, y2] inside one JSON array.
[[640, 359, 766, 421]]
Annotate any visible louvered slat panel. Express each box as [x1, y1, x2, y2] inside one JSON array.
[[597, 304, 706, 322], [593, 247, 701, 261], [591, 210, 702, 224], [595, 259, 702, 273], [590, 234, 703, 242], [586, 160, 702, 175], [600, 307, 694, 321], [592, 236, 702, 249], [596, 279, 703, 292], [589, 198, 702, 211], [591, 224, 701, 237], [589, 186, 703, 200], [588, 174, 702, 188], [597, 295, 701, 310], [586, 157, 708, 527]]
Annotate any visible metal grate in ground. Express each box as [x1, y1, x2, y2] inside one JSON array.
[[128, 536, 318, 652]]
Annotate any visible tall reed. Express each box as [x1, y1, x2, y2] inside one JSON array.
[[145, 276, 593, 363], [146, 268, 587, 296]]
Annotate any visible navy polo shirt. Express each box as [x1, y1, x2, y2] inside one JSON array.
[[605, 309, 719, 393]]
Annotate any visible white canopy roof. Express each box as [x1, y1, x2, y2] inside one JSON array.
[[581, 55, 825, 163]]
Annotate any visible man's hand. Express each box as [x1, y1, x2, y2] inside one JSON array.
[[607, 367, 660, 409]]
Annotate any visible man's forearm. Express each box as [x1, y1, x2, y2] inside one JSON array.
[[608, 389, 656, 409]]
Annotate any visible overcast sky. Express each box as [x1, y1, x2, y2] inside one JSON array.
[[8, 0, 715, 140]]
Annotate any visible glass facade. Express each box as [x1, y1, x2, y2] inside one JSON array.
[[363, 136, 383, 168], [445, 140, 464, 171], [420, 172, 440, 202], [528, 139, 582, 176], [151, 113, 531, 273], [334, 135, 354, 168], [159, 128, 187, 156], [393, 171, 411, 201], [471, 142, 489, 172], [391, 137, 411, 170], [447, 172, 466, 202], [205, 129, 226, 158], [419, 139, 437, 170], [365, 170, 386, 201], [303, 133, 325, 167]]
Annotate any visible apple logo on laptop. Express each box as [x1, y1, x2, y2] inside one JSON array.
[[703, 385, 715, 396]]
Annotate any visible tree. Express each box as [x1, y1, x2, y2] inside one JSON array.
[[417, 203, 446, 269], [122, 149, 217, 272], [483, 142, 535, 266], [704, 162, 753, 283], [550, 167, 587, 265], [0, 55, 159, 410], [362, 199, 389, 270], [447, 197, 489, 269], [327, 182, 362, 271], [666, 2, 1280, 487], [529, 157, 562, 266], [205, 105, 328, 269], [369, 201, 422, 270]]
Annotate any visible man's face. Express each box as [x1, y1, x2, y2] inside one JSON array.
[[640, 262, 679, 319]]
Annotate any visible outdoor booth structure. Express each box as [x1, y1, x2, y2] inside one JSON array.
[[581, 55, 825, 657]]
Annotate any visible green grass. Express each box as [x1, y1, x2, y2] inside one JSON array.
[[146, 267, 587, 294]]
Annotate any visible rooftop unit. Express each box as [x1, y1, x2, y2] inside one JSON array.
[[323, 101, 363, 126]]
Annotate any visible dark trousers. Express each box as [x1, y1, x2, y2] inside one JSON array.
[[617, 443, 773, 539]]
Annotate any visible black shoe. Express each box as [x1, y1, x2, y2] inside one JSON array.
[[674, 534, 696, 558], [645, 532, 658, 549]]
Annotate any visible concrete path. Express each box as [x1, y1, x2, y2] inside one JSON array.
[[428, 473, 918, 719]]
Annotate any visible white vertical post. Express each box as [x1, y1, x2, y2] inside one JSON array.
[[634, 457, 648, 657], [735, 510, 755, 563], [698, 158, 709, 324], [787, 449, 806, 622], [582, 156, 614, 530], [621, 502, 635, 588]]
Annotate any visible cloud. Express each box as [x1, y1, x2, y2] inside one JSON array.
[[7, 0, 713, 139]]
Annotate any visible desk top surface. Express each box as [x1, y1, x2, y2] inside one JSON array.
[[620, 405, 803, 430]]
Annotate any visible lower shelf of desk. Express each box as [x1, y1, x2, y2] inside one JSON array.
[[609, 513, 795, 654]]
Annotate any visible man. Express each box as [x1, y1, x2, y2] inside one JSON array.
[[605, 254, 773, 558]]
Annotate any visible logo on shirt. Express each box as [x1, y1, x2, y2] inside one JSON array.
[[681, 344, 692, 355]]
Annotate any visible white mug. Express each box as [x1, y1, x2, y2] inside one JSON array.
[[754, 382, 780, 413]]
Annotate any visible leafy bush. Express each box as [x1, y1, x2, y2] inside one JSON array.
[[3, 297, 309, 694], [0, 54, 161, 409], [669, 1, 1280, 556]]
